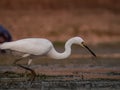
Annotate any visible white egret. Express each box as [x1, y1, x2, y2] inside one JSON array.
[[0, 36, 96, 82]]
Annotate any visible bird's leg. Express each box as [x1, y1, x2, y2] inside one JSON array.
[[16, 64, 36, 84], [27, 58, 33, 66], [13, 57, 23, 65], [13, 54, 36, 83], [24, 58, 32, 75], [13, 54, 30, 65], [27, 58, 37, 83]]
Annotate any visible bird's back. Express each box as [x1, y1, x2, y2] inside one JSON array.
[[0, 38, 53, 55]]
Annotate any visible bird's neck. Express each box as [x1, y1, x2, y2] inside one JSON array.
[[47, 38, 74, 59]]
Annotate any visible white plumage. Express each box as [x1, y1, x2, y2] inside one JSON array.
[[0, 36, 96, 60], [0, 38, 52, 55], [0, 36, 96, 82]]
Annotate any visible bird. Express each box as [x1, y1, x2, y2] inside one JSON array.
[[0, 36, 96, 82], [0, 25, 12, 43]]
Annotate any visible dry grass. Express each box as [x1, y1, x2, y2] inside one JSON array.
[[0, 0, 120, 11], [0, 9, 120, 45], [0, 0, 120, 45]]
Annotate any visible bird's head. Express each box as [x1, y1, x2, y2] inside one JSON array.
[[73, 37, 96, 57]]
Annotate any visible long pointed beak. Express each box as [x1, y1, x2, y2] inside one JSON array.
[[82, 42, 96, 57]]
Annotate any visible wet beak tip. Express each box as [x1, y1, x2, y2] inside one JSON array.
[[82, 43, 96, 57]]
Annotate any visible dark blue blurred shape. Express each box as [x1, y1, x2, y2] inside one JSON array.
[[0, 25, 12, 43]]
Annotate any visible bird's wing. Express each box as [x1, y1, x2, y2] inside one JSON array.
[[0, 38, 52, 55]]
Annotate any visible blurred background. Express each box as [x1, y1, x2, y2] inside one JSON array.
[[0, 0, 120, 45], [0, 1, 120, 83]]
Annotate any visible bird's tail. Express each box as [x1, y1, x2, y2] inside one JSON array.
[[0, 42, 9, 49]]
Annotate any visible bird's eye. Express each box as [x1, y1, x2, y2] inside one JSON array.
[[81, 41, 86, 45], [81, 42, 84, 44]]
